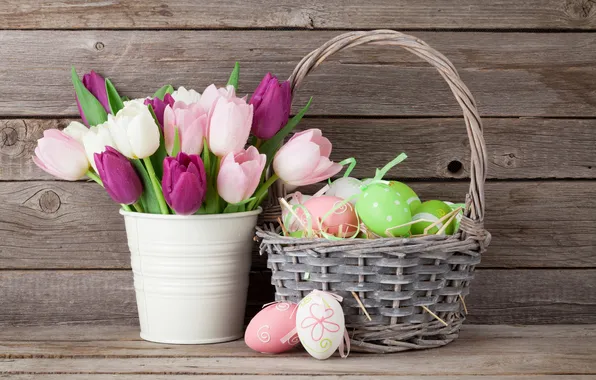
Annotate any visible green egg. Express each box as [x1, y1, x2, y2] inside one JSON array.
[[411, 200, 456, 236], [444, 202, 465, 233], [355, 183, 412, 237], [388, 181, 421, 211]]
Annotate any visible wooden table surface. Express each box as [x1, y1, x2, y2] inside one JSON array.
[[1, 324, 594, 378]]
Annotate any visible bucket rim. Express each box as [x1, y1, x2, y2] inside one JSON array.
[[120, 207, 262, 220]]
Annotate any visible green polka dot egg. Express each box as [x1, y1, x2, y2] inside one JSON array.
[[355, 183, 412, 237], [411, 200, 456, 236], [388, 181, 421, 211]]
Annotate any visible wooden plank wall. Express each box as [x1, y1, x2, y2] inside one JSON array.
[[0, 1, 595, 326]]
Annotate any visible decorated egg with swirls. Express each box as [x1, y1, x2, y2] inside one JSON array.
[[325, 177, 363, 204], [299, 196, 359, 238], [411, 200, 455, 235], [282, 192, 312, 232], [355, 183, 412, 237], [244, 302, 299, 354], [296, 290, 345, 360], [388, 181, 421, 211]]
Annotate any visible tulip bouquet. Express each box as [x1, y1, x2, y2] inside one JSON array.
[[33, 65, 346, 215]]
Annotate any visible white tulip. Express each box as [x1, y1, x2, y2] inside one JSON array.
[[123, 98, 148, 107], [172, 86, 202, 105], [108, 101, 160, 159], [82, 122, 116, 171], [62, 121, 88, 145]]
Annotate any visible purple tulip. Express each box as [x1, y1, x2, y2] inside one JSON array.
[[144, 93, 175, 128], [249, 73, 292, 140], [162, 152, 207, 215], [76, 70, 110, 125], [94, 147, 143, 205]]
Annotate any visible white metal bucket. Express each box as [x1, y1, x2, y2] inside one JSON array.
[[120, 208, 262, 344]]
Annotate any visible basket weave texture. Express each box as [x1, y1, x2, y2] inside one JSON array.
[[257, 30, 491, 353]]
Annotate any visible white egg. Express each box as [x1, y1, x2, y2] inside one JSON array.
[[325, 177, 363, 204], [295, 290, 346, 360], [282, 192, 312, 232]]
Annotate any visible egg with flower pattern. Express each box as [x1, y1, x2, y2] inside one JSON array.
[[299, 196, 359, 238], [295, 291, 346, 360], [355, 183, 412, 237], [244, 302, 299, 354]]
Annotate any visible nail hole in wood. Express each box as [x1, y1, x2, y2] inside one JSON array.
[[447, 160, 463, 175], [94, 42, 105, 51]]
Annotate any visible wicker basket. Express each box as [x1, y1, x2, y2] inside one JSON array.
[[256, 30, 491, 353]]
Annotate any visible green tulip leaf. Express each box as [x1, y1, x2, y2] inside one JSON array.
[[147, 105, 167, 180], [259, 97, 313, 170], [170, 128, 181, 157], [105, 78, 124, 115], [71, 67, 108, 126], [153, 84, 174, 100], [131, 159, 161, 214], [227, 62, 240, 90]]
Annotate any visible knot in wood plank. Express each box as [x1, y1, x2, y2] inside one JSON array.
[[0, 126, 18, 147], [564, 0, 596, 21], [38, 190, 61, 214]]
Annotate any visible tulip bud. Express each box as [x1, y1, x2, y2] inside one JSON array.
[[273, 129, 342, 186], [199, 84, 236, 113], [144, 93, 175, 128], [108, 101, 161, 159], [171, 86, 202, 105], [163, 101, 207, 156], [33, 129, 90, 181], [208, 95, 253, 157], [162, 153, 207, 215], [217, 146, 266, 204], [76, 70, 110, 126], [249, 73, 292, 140], [94, 147, 143, 205]]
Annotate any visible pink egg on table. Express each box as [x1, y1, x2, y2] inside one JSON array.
[[244, 302, 299, 354], [300, 196, 359, 237]]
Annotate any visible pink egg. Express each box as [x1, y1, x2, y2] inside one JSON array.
[[300, 196, 359, 237], [244, 302, 299, 354]]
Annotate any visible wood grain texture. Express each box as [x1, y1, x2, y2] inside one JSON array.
[[1, 180, 594, 269], [0, 325, 594, 375], [3, 377, 592, 380], [1, 324, 594, 356], [4, 118, 596, 181], [0, 269, 594, 326], [1, 0, 595, 30], [1, 31, 595, 117]]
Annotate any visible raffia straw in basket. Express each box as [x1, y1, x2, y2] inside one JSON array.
[[257, 30, 491, 353]]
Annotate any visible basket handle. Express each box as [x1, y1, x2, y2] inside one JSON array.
[[288, 30, 487, 222]]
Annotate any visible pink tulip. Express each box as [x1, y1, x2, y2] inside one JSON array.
[[163, 101, 207, 155], [199, 84, 236, 113], [33, 129, 90, 181], [208, 95, 253, 157], [273, 129, 342, 186], [217, 146, 266, 204]]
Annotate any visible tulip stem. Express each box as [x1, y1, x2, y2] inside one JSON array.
[[121, 204, 133, 212], [132, 201, 145, 213], [248, 174, 278, 210], [86, 170, 103, 187], [142, 157, 169, 215], [255, 138, 263, 150]]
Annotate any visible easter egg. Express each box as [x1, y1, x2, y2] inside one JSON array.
[[282, 192, 312, 232], [388, 181, 421, 211], [300, 196, 359, 237], [411, 200, 456, 236], [296, 290, 345, 360], [355, 183, 412, 237], [245, 302, 299, 354], [325, 177, 363, 204], [444, 201, 465, 233]]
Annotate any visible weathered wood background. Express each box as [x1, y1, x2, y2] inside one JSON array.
[[0, 0, 595, 326]]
